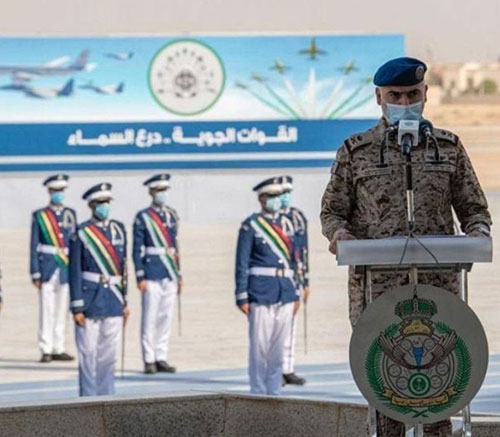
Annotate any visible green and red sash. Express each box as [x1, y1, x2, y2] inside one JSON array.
[[142, 209, 180, 279], [35, 208, 69, 268], [78, 224, 123, 280], [250, 215, 293, 268]]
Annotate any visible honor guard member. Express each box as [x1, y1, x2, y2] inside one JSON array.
[[320, 57, 491, 436], [235, 177, 300, 396], [133, 174, 181, 374], [69, 183, 130, 396], [30, 174, 77, 363], [280, 176, 309, 386]]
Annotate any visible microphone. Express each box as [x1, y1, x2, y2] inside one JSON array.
[[419, 119, 434, 139], [396, 120, 420, 156]]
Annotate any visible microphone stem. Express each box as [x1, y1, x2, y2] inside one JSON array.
[[405, 151, 415, 232]]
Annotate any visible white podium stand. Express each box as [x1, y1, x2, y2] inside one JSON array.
[[337, 235, 493, 437]]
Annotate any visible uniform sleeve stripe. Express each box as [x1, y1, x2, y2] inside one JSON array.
[[70, 299, 84, 308], [236, 292, 248, 301]]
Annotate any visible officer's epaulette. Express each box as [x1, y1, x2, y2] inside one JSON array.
[[342, 130, 374, 154], [433, 128, 459, 145], [165, 205, 179, 221]]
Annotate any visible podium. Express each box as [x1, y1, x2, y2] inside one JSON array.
[[337, 235, 493, 437]]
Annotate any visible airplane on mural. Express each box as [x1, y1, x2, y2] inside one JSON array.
[[299, 38, 327, 60], [79, 80, 125, 95], [0, 50, 95, 81], [0, 78, 74, 98], [270, 59, 291, 74], [338, 60, 359, 74], [104, 51, 134, 61], [250, 72, 268, 83]]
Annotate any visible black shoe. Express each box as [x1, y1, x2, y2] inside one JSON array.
[[144, 363, 157, 374], [283, 373, 306, 385], [156, 361, 176, 373], [52, 352, 74, 361], [40, 353, 52, 363]]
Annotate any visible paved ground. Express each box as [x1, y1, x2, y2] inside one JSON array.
[[0, 357, 499, 416], [0, 125, 499, 417]]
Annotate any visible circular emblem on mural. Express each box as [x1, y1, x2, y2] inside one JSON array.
[[148, 39, 225, 116], [350, 285, 488, 425]]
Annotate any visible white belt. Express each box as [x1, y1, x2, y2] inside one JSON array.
[[145, 247, 166, 255], [249, 267, 294, 279], [82, 271, 122, 285], [37, 244, 68, 255]]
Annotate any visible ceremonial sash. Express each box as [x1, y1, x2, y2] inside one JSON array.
[[142, 209, 180, 279], [250, 216, 293, 269], [35, 209, 69, 268], [78, 224, 125, 304]]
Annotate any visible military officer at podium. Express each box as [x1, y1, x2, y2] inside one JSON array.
[[30, 174, 77, 363], [235, 177, 300, 396], [320, 57, 491, 436], [133, 174, 181, 375], [69, 183, 129, 396], [280, 175, 309, 386]]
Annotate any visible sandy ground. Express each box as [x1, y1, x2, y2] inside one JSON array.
[[0, 117, 499, 390]]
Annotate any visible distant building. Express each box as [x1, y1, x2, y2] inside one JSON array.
[[429, 62, 500, 102]]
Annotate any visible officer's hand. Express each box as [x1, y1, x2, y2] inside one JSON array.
[[123, 307, 130, 325], [137, 280, 147, 293], [467, 229, 489, 238], [329, 229, 356, 255], [303, 286, 311, 304], [32, 280, 42, 290], [238, 303, 250, 315], [74, 312, 85, 326], [177, 280, 183, 295], [293, 300, 301, 316]]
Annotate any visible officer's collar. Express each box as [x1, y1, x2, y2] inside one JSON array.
[[151, 203, 166, 213], [262, 211, 279, 220], [49, 203, 64, 211], [91, 216, 110, 227], [281, 207, 291, 214]]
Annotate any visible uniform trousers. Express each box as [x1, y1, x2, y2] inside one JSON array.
[[248, 302, 294, 395], [38, 269, 69, 354], [75, 316, 122, 396], [141, 278, 177, 364], [282, 314, 297, 374]]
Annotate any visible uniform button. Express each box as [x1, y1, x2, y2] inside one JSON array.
[[278, 260, 283, 264], [104, 284, 109, 288], [58, 222, 62, 226]]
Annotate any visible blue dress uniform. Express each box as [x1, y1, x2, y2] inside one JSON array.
[[132, 174, 181, 373], [30, 174, 77, 361], [69, 183, 128, 396], [280, 176, 309, 382], [235, 177, 299, 396]]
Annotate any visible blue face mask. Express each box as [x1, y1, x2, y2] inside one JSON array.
[[265, 196, 282, 213], [154, 191, 168, 206], [94, 203, 111, 221], [280, 192, 292, 208], [50, 192, 65, 205], [385, 101, 423, 124]]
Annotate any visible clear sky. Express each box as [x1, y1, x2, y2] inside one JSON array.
[[0, 0, 498, 63]]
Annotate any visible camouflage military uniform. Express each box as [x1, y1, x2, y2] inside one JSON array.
[[321, 117, 492, 436]]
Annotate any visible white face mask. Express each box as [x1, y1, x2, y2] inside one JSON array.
[[154, 191, 168, 206], [384, 101, 423, 124]]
